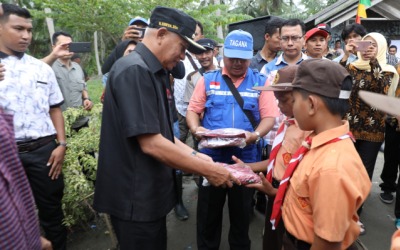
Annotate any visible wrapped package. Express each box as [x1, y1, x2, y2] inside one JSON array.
[[223, 163, 261, 185], [197, 128, 247, 149], [201, 163, 261, 186]]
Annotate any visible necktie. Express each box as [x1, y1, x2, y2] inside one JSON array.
[[270, 132, 354, 229], [266, 118, 296, 183]]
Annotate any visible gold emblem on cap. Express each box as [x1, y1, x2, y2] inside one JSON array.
[[158, 21, 178, 30], [273, 72, 280, 85]]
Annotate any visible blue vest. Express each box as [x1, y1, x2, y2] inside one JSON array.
[[200, 68, 265, 163]]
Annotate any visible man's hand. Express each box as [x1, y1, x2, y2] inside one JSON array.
[[192, 126, 208, 140], [205, 162, 240, 188], [40, 236, 53, 250], [53, 42, 73, 58], [42, 42, 73, 66], [246, 172, 277, 196], [0, 63, 5, 81], [83, 99, 93, 110], [122, 25, 143, 41], [245, 131, 257, 145], [47, 145, 66, 180]]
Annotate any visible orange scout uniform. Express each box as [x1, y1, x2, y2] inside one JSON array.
[[273, 120, 310, 181], [282, 121, 371, 249]]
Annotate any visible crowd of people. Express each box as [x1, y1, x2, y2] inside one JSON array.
[[1, 2, 400, 250]]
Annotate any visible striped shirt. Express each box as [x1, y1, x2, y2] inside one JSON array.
[[0, 110, 41, 250]]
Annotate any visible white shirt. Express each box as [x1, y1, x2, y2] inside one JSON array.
[[0, 53, 64, 140], [174, 52, 200, 116]]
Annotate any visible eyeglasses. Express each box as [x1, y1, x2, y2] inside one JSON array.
[[280, 35, 304, 43]]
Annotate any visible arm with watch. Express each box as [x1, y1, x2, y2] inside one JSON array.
[[48, 106, 67, 180], [82, 89, 93, 111], [245, 117, 275, 145]]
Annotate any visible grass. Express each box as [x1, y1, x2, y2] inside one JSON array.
[[86, 77, 104, 105]]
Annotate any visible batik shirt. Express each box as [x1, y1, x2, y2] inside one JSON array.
[[343, 59, 394, 142]]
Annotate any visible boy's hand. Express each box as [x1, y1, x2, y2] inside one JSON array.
[[232, 155, 246, 167], [246, 172, 277, 196]]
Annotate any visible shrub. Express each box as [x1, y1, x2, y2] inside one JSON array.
[[62, 103, 102, 227]]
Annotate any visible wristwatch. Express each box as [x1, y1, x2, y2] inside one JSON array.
[[254, 131, 261, 144], [58, 141, 68, 148]]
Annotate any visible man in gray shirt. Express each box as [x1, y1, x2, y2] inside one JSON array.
[[51, 31, 93, 128]]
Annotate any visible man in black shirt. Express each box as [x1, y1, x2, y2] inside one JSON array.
[[93, 6, 237, 250]]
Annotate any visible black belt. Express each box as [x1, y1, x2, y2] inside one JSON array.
[[17, 135, 56, 153], [286, 231, 311, 250]]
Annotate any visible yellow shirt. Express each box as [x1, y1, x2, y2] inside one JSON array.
[[282, 121, 371, 249]]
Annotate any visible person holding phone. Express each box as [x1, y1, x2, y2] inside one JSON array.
[[340, 32, 399, 234], [333, 23, 367, 65], [121, 16, 148, 42], [51, 31, 93, 129]]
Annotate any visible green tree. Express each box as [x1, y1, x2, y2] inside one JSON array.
[[232, 0, 340, 19]]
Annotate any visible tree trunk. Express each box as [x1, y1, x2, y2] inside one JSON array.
[[93, 31, 102, 76], [44, 8, 55, 44], [214, 0, 224, 40]]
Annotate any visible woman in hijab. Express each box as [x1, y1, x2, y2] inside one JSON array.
[[343, 32, 398, 180], [341, 32, 399, 233]]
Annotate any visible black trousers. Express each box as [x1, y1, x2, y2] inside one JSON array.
[[379, 123, 400, 218], [197, 178, 253, 250], [19, 141, 66, 250], [178, 113, 190, 143], [263, 190, 285, 250], [380, 123, 400, 193], [354, 139, 382, 180], [110, 215, 167, 250]]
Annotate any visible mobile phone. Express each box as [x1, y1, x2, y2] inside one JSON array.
[[133, 27, 145, 38], [355, 41, 372, 52], [69, 42, 91, 53]]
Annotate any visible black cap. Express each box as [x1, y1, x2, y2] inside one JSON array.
[[196, 38, 216, 51], [149, 6, 205, 54]]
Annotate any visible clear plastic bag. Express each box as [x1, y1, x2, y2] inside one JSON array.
[[197, 128, 247, 149]]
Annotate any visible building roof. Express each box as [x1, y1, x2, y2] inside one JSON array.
[[305, 0, 400, 29]]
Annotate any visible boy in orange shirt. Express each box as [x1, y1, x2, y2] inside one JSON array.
[[247, 59, 371, 250], [235, 65, 309, 250]]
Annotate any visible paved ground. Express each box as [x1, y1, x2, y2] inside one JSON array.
[[68, 152, 396, 250]]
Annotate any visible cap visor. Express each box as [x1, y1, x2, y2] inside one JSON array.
[[182, 35, 206, 54], [253, 84, 293, 91], [359, 91, 400, 116], [224, 48, 253, 59]]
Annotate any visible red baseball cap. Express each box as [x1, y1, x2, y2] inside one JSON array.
[[305, 28, 329, 43]]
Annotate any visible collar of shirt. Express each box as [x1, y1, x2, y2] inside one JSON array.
[[0, 50, 25, 59], [309, 120, 350, 149], [275, 52, 307, 66], [221, 66, 247, 86], [255, 51, 265, 64], [55, 59, 78, 69], [135, 42, 166, 75]]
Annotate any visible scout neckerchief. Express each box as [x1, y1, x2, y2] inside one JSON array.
[[270, 132, 355, 230], [266, 118, 296, 183]]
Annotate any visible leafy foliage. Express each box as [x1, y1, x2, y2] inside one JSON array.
[[22, 0, 253, 75], [232, 0, 340, 20], [62, 103, 102, 227]]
